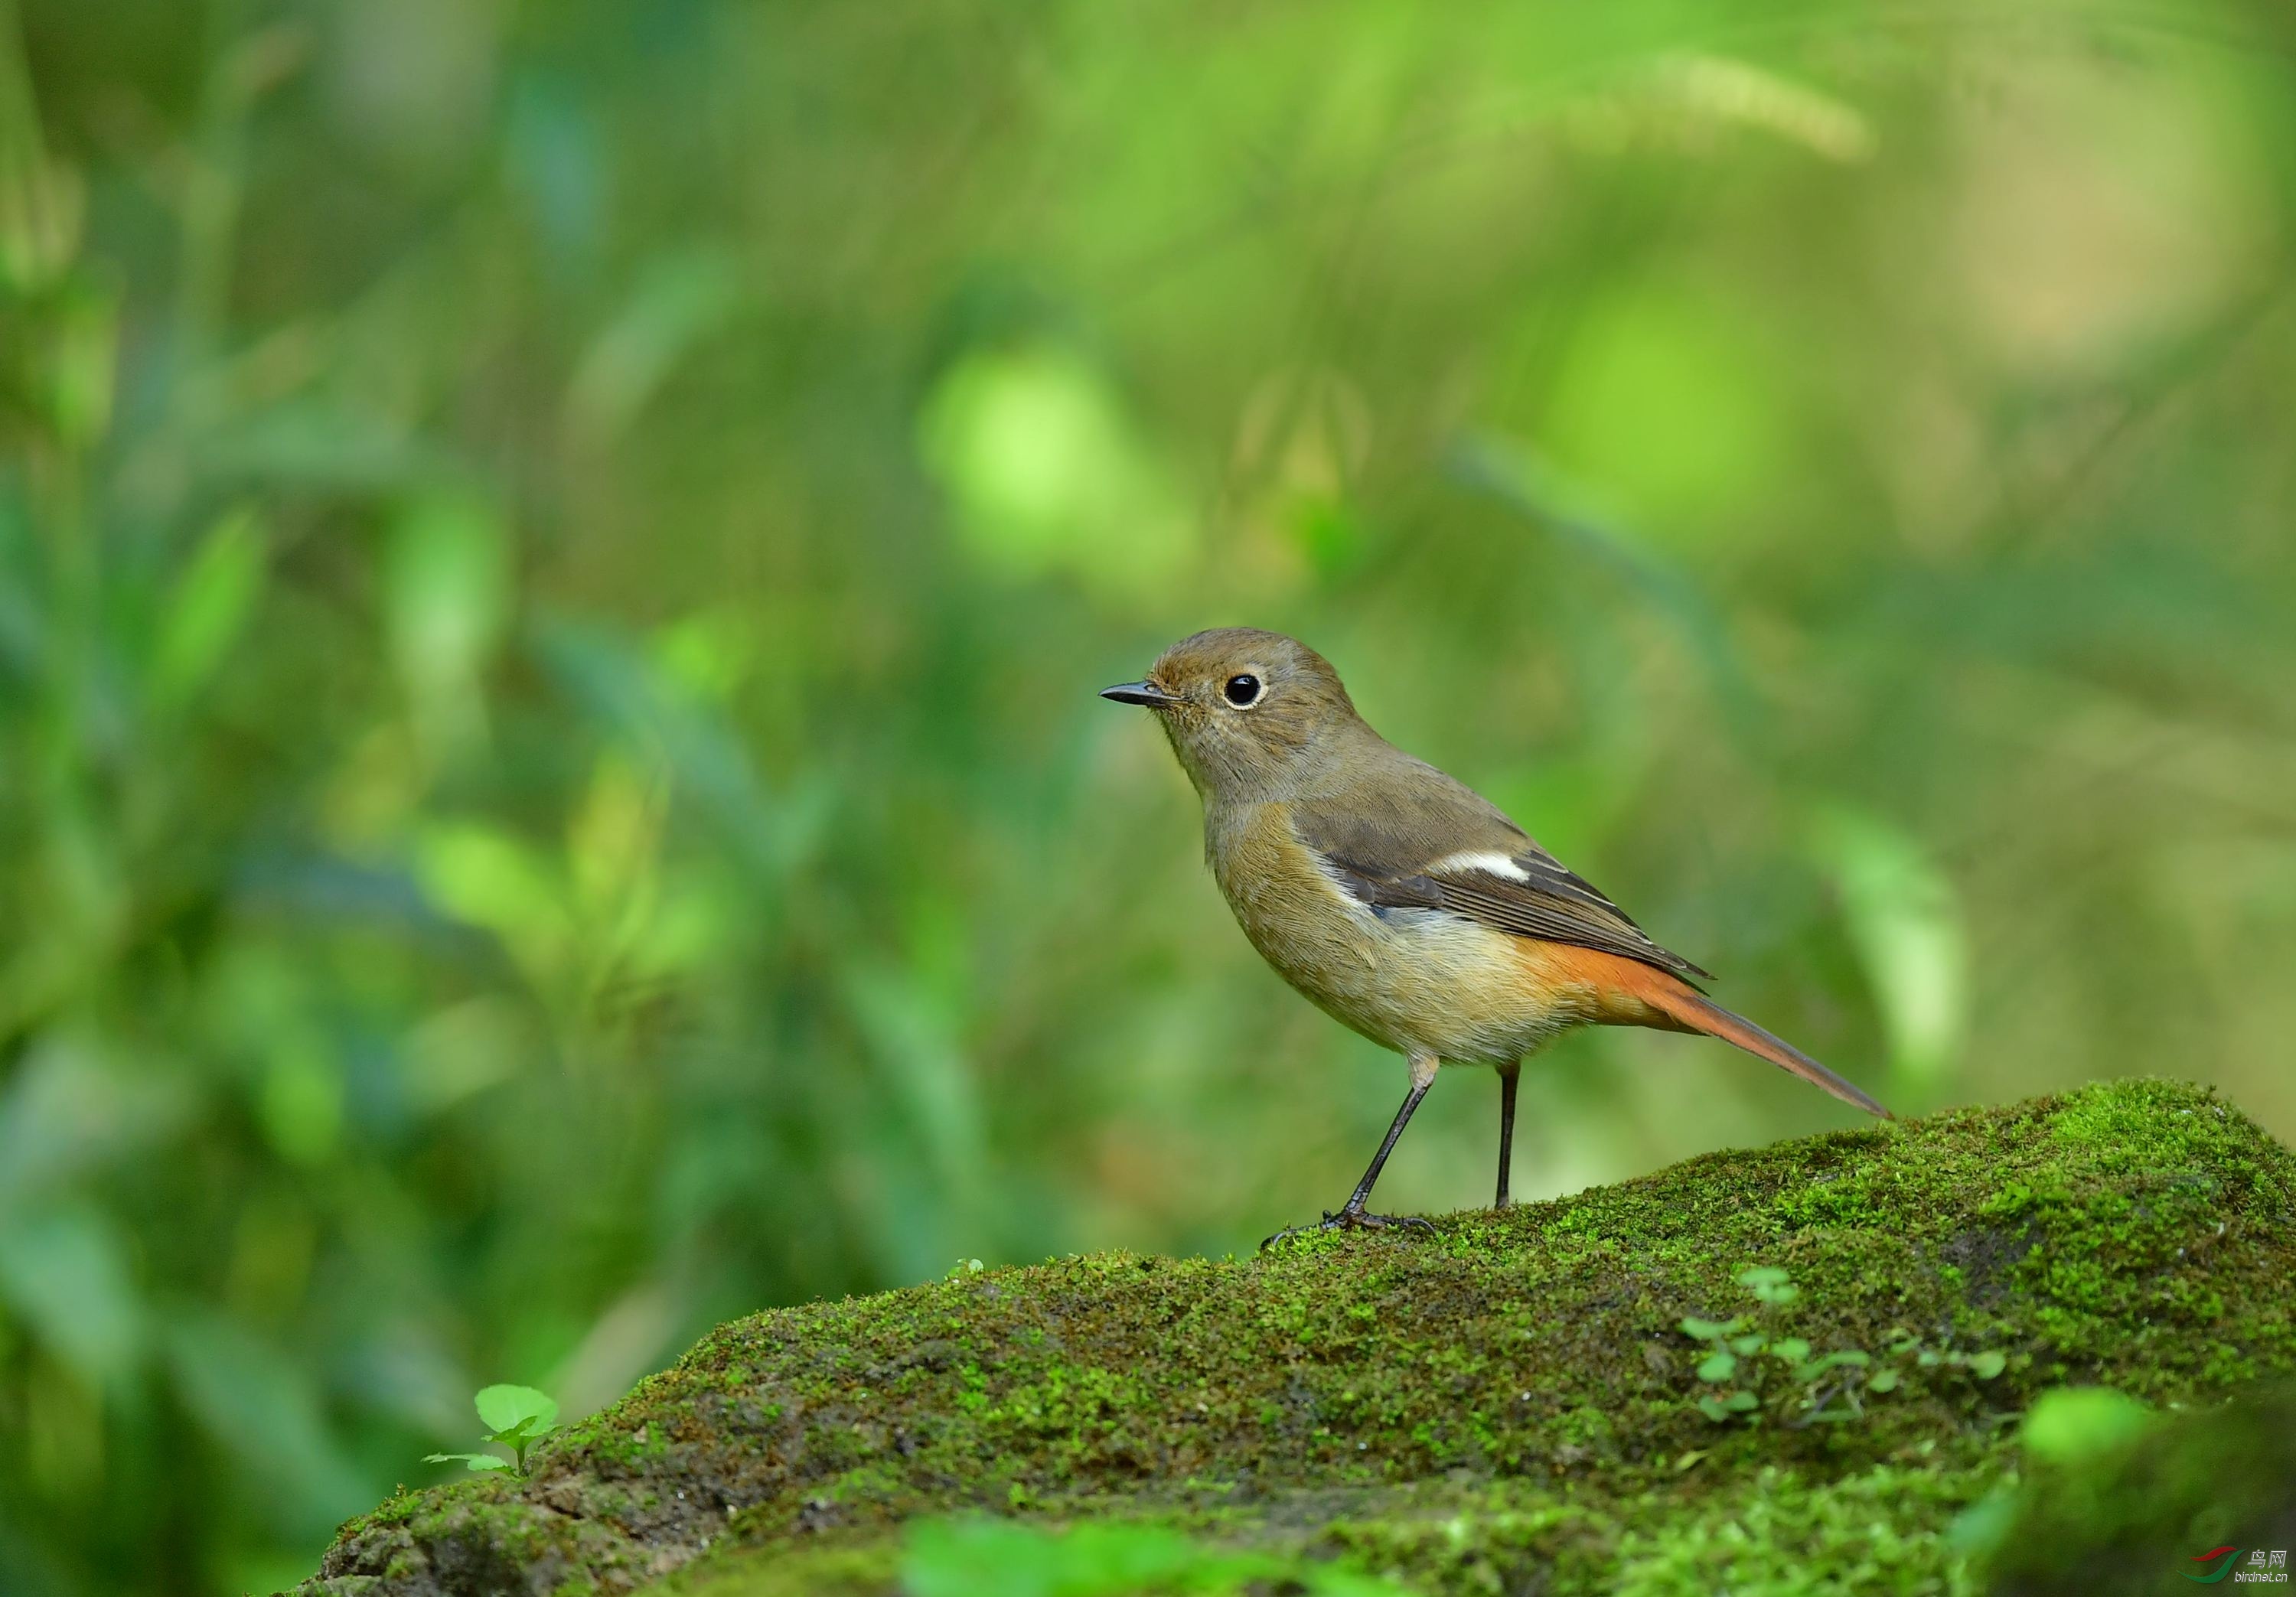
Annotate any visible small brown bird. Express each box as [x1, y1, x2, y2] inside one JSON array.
[[1102, 628, 1889, 1246]]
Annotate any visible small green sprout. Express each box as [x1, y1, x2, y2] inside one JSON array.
[[1737, 1264, 1799, 1307], [1679, 1266, 2007, 1427], [425, 1384, 560, 1478], [1887, 1328, 2007, 1381]]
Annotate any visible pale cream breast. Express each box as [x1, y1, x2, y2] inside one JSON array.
[[1206, 803, 1600, 1064]]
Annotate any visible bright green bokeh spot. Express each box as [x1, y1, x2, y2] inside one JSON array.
[[415, 823, 568, 967], [2019, 1386, 2154, 1467], [918, 343, 1193, 602], [1537, 287, 1797, 545]]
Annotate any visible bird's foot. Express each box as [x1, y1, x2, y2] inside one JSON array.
[[1260, 1207, 1437, 1252]]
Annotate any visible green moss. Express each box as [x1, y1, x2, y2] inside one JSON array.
[[299, 1079, 2296, 1597]]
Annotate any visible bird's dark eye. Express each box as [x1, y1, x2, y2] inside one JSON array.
[[1224, 674, 1262, 706]]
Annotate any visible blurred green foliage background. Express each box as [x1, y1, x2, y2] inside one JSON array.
[[3, 0, 2294, 1589]]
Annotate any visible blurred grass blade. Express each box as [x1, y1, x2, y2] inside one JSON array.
[[1809, 805, 1968, 1093], [0, 1042, 193, 1214], [151, 506, 267, 706], [163, 1313, 372, 1537], [566, 249, 739, 439], [385, 492, 511, 760], [1448, 434, 1762, 740], [0, 1204, 144, 1384]]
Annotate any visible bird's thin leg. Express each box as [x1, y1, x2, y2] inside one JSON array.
[[1263, 1055, 1440, 1249], [1495, 1061, 1521, 1209]]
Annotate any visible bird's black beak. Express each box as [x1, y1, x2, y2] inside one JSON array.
[[1100, 680, 1178, 709]]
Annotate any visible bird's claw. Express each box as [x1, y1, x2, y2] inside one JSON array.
[[1260, 1208, 1437, 1252]]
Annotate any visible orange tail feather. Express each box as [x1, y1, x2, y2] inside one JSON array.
[[1583, 953, 1892, 1120]]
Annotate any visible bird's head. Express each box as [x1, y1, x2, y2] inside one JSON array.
[[1101, 628, 1359, 800]]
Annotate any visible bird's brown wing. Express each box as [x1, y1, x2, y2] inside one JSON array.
[[1290, 758, 1714, 986]]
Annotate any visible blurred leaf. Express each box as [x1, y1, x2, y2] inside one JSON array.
[[533, 617, 803, 884], [0, 1204, 144, 1384], [566, 249, 740, 438], [400, 996, 530, 1112], [2020, 1387, 2155, 1468], [385, 493, 511, 757], [151, 506, 268, 706], [0, 1041, 193, 1214], [1643, 55, 1874, 164], [841, 960, 990, 1278], [1810, 806, 1969, 1093], [651, 608, 755, 702], [0, 14, 84, 293], [256, 1042, 344, 1167], [414, 822, 569, 976], [39, 281, 116, 446], [567, 752, 662, 921], [545, 1282, 679, 1421], [165, 1313, 371, 1536]]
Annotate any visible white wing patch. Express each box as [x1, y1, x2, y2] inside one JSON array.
[[1427, 850, 1531, 882]]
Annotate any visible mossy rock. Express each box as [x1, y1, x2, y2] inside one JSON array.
[[302, 1078, 2296, 1596]]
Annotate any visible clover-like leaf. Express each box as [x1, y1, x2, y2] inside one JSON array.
[[1678, 1315, 1736, 1341], [475, 1384, 559, 1436], [1730, 1333, 1769, 1356], [1724, 1390, 1760, 1413], [1868, 1368, 1901, 1393], [1696, 1350, 1739, 1383], [1769, 1337, 1811, 1364], [1968, 1351, 2007, 1380], [425, 1452, 510, 1473], [1737, 1266, 1799, 1305], [1697, 1394, 1733, 1423]]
